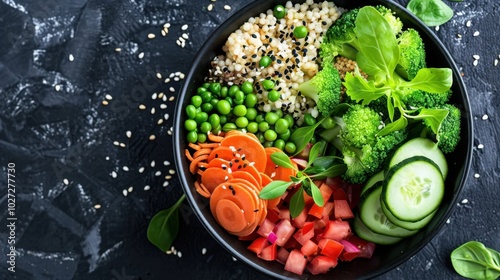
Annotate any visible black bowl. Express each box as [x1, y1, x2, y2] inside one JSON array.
[[174, 0, 473, 278]]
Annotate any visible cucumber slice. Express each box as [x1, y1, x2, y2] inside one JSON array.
[[359, 182, 417, 237], [380, 198, 437, 231], [361, 170, 385, 195], [353, 216, 402, 245], [389, 137, 448, 179], [383, 156, 444, 222]]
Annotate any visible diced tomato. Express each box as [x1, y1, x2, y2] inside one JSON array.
[[319, 183, 334, 201], [314, 217, 328, 230], [276, 247, 290, 264], [274, 219, 295, 246], [278, 208, 290, 221], [346, 235, 376, 259], [334, 200, 354, 219], [318, 219, 352, 241], [284, 249, 308, 275], [257, 218, 275, 238], [293, 221, 315, 245], [308, 203, 323, 219], [300, 239, 318, 256], [247, 237, 268, 254], [291, 206, 308, 228], [283, 235, 299, 250], [332, 187, 348, 201], [322, 201, 335, 218], [266, 209, 281, 224], [318, 239, 344, 259], [258, 242, 278, 261], [307, 255, 338, 275]]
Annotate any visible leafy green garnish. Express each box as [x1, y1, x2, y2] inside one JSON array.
[[147, 194, 186, 252], [451, 241, 500, 280], [407, 0, 454, 27]]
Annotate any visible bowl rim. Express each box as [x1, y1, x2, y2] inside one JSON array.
[[173, 0, 474, 278]]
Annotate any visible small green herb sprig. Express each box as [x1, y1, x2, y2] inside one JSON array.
[[407, 0, 455, 27], [451, 241, 500, 280], [259, 140, 347, 218], [147, 194, 186, 252]]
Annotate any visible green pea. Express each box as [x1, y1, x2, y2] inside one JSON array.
[[228, 85, 239, 97], [264, 130, 278, 141], [185, 105, 197, 119], [197, 133, 207, 143], [279, 129, 291, 141], [224, 97, 234, 107], [194, 112, 209, 124], [257, 133, 265, 144], [211, 124, 221, 134], [255, 114, 265, 124], [222, 123, 237, 132], [285, 142, 297, 154], [219, 115, 227, 124], [201, 102, 213, 112], [220, 86, 228, 98], [275, 118, 289, 134], [247, 122, 259, 133], [245, 108, 258, 120], [262, 79, 275, 91], [258, 122, 270, 132], [216, 100, 232, 115], [241, 81, 254, 94], [202, 82, 210, 89], [273, 5, 286, 19], [234, 99, 244, 105], [274, 139, 285, 150], [265, 112, 280, 125], [208, 114, 220, 128], [264, 141, 274, 148], [268, 90, 280, 102], [303, 113, 317, 126], [233, 104, 247, 117], [321, 116, 336, 129], [191, 95, 203, 108], [197, 87, 207, 95], [293, 26, 308, 39], [187, 131, 198, 143], [244, 93, 258, 108], [259, 56, 272, 68], [200, 122, 212, 134], [210, 98, 219, 108], [275, 110, 283, 118], [184, 119, 197, 131], [235, 116, 249, 128], [200, 91, 212, 103], [284, 114, 294, 128], [234, 90, 245, 102], [208, 82, 221, 95]]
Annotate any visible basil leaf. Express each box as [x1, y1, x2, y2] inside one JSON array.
[[344, 72, 390, 105], [411, 108, 449, 135], [355, 6, 399, 80], [408, 0, 454, 27], [304, 165, 326, 175], [290, 120, 323, 155], [311, 163, 347, 180], [270, 151, 296, 169], [147, 194, 186, 252], [289, 187, 305, 218], [259, 180, 293, 199], [308, 141, 327, 167], [451, 241, 500, 280], [310, 180, 324, 207], [377, 116, 408, 136], [313, 156, 340, 168], [403, 68, 453, 93]]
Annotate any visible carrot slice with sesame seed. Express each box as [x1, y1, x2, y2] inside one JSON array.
[[220, 133, 267, 172], [215, 199, 248, 233], [207, 158, 233, 170], [201, 167, 233, 193], [264, 147, 297, 182], [189, 154, 209, 174], [207, 146, 235, 162], [231, 171, 260, 189]]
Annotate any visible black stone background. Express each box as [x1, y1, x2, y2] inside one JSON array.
[[0, 0, 498, 279]]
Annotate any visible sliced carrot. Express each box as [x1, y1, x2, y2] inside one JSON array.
[[188, 142, 201, 151], [195, 181, 211, 198], [215, 199, 248, 233], [208, 133, 224, 142], [185, 149, 194, 162], [264, 147, 297, 182], [201, 167, 233, 193], [193, 148, 213, 158], [199, 143, 221, 149], [231, 159, 262, 188], [231, 171, 260, 189], [260, 172, 272, 187], [220, 134, 267, 172], [208, 146, 235, 162], [207, 158, 233, 169], [189, 154, 208, 174]]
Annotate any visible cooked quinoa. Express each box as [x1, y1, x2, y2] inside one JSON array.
[[209, 0, 343, 125]]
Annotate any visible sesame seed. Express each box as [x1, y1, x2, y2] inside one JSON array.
[[161, 30, 167, 37], [473, 55, 480, 60], [144, 185, 151, 191], [55, 84, 61, 91], [151, 160, 156, 168], [152, 92, 158, 100], [473, 31, 480, 36], [177, 251, 182, 258], [105, 94, 113, 100], [151, 107, 156, 115], [105, 157, 110, 160], [482, 114, 489, 120], [94, 204, 101, 209], [208, 4, 213, 11], [474, 173, 480, 178], [63, 178, 69, 185], [160, 104, 167, 109], [202, 248, 207, 255], [473, 59, 478, 66], [138, 52, 145, 59], [139, 104, 146, 110], [164, 113, 170, 120], [477, 144, 484, 149], [111, 171, 117, 178], [113, 141, 120, 146], [169, 96, 175, 101], [466, 20, 472, 27], [164, 78, 171, 83], [122, 189, 128, 196], [165, 175, 172, 180], [123, 166, 129, 171], [494, 59, 498, 66], [164, 161, 170, 166], [128, 186, 134, 193], [461, 198, 468, 204], [181, 24, 188, 31], [148, 33, 156, 39], [456, 33, 462, 38], [102, 100, 109, 106], [182, 33, 189, 40], [115, 48, 122, 52], [163, 181, 169, 187], [224, 5, 231, 10], [156, 73, 162, 79], [157, 119, 164, 125], [126, 131, 132, 138], [232, 257, 237, 261], [169, 169, 176, 175], [155, 171, 162, 176], [149, 135, 156, 141], [164, 23, 171, 28], [169, 87, 175, 92], [138, 167, 145, 173], [158, 92, 164, 99], [69, 54, 74, 61], [119, 142, 126, 148]]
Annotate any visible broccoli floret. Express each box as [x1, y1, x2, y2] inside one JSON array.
[[396, 28, 427, 80], [375, 5, 403, 35], [320, 8, 360, 64], [399, 87, 451, 109], [321, 105, 408, 183], [425, 104, 461, 153], [298, 62, 342, 116]]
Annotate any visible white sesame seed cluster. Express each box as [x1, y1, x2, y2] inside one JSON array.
[[209, 0, 343, 124]]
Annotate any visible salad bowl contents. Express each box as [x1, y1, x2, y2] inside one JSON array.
[[174, 0, 472, 278]]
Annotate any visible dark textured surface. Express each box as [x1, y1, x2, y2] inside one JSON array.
[[0, 0, 498, 279]]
